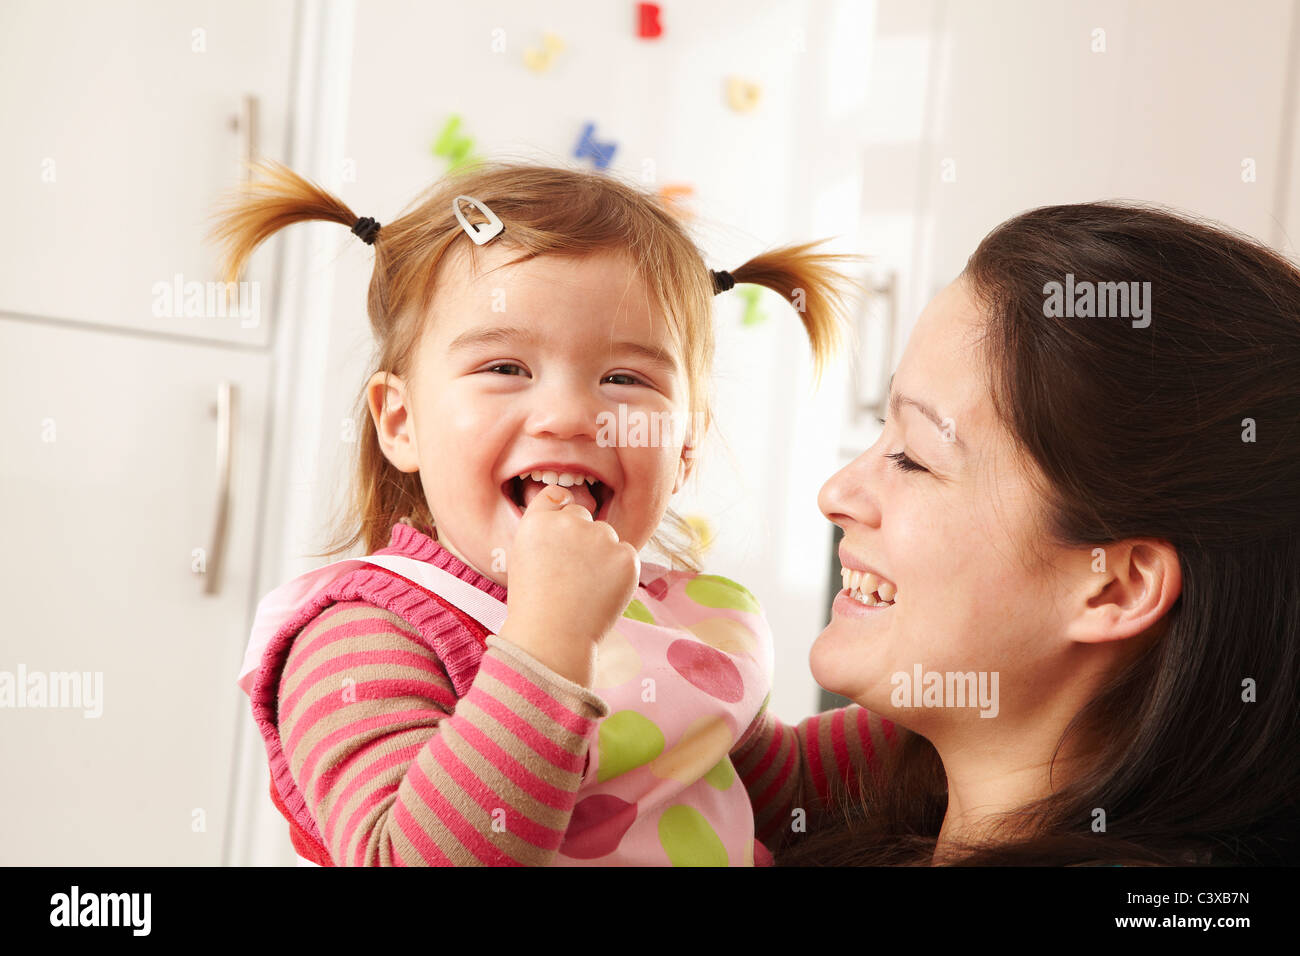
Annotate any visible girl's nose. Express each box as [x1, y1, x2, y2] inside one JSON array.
[[524, 383, 601, 441], [818, 444, 883, 531]]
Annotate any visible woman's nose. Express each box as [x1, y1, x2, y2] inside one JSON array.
[[818, 446, 883, 530]]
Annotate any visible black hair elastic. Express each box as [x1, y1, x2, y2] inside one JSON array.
[[352, 216, 381, 245], [711, 269, 735, 294]]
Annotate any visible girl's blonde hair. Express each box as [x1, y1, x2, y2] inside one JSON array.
[[208, 159, 862, 569]]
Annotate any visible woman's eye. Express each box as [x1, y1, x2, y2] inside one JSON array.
[[485, 363, 527, 376], [886, 451, 927, 474], [603, 373, 645, 386], [877, 417, 927, 473]]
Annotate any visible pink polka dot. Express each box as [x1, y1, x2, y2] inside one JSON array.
[[666, 639, 744, 702], [559, 794, 638, 859]]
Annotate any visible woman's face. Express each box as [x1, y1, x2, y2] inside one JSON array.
[[814, 276, 1078, 733]]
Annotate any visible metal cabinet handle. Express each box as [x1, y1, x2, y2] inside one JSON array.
[[231, 93, 259, 181], [204, 382, 237, 596], [227, 94, 260, 287], [853, 270, 898, 424]]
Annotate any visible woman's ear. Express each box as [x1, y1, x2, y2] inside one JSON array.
[[366, 371, 420, 473], [1064, 539, 1182, 644]]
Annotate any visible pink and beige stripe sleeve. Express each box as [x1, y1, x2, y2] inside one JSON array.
[[276, 600, 609, 866], [730, 705, 899, 851]]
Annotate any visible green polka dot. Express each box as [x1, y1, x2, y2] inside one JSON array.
[[754, 691, 770, 721], [622, 599, 654, 623], [703, 755, 735, 790], [684, 575, 760, 614], [597, 711, 665, 782], [658, 805, 729, 866]]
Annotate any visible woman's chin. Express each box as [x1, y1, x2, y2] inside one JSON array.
[[812, 621, 933, 721], [809, 624, 888, 707]]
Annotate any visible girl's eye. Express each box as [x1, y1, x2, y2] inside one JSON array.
[[482, 365, 646, 386], [885, 451, 927, 474]]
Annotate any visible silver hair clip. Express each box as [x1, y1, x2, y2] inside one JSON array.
[[453, 195, 505, 245]]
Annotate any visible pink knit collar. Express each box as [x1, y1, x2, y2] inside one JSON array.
[[377, 522, 508, 603]]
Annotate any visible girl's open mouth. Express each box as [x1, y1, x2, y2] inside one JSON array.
[[502, 474, 613, 521]]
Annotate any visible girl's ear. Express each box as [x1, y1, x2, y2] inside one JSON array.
[[366, 371, 420, 472], [672, 444, 696, 495]]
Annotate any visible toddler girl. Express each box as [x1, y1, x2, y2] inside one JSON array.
[[215, 159, 863, 865]]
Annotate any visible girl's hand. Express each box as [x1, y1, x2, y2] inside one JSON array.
[[497, 485, 641, 688]]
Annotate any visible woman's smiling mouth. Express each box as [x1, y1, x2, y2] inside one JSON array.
[[831, 556, 897, 616], [840, 566, 897, 606]]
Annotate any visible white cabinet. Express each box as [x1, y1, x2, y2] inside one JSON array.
[[0, 0, 295, 346], [0, 0, 295, 864], [0, 320, 271, 864], [855, 0, 1298, 391]]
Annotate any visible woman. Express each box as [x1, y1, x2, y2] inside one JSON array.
[[732, 201, 1300, 866]]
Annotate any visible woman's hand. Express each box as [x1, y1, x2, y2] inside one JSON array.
[[496, 485, 641, 687]]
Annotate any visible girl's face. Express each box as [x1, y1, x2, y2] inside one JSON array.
[[372, 244, 693, 587], [814, 277, 1080, 733]]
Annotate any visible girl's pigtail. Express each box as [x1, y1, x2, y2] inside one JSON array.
[[728, 241, 865, 384], [207, 160, 405, 559], [206, 159, 362, 286]]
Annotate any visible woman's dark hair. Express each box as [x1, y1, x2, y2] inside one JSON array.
[[779, 201, 1300, 866]]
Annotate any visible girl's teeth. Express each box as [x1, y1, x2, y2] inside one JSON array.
[[877, 580, 896, 602], [514, 470, 603, 517], [520, 470, 599, 486]]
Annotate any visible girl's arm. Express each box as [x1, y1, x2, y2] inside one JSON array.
[[730, 704, 900, 854], [277, 600, 605, 866]]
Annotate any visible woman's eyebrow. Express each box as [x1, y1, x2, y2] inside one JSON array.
[[887, 374, 967, 453]]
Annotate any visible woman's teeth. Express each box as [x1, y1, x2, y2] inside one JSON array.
[[840, 566, 897, 606]]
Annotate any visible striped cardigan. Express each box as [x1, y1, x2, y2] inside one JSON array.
[[255, 522, 895, 865]]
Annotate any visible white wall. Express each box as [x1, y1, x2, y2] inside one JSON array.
[[917, 0, 1298, 303]]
